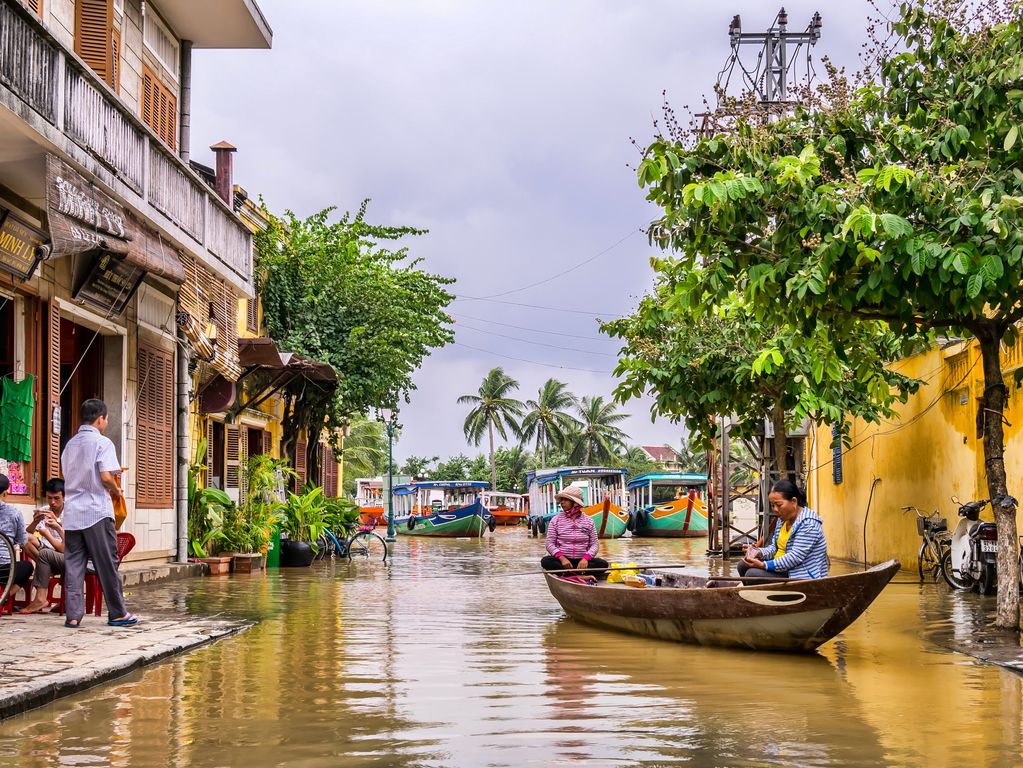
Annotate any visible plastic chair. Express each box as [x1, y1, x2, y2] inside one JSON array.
[[49, 532, 136, 617]]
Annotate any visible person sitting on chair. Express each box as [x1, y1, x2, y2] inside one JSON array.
[[740, 479, 829, 583], [541, 486, 609, 580], [19, 478, 66, 614]]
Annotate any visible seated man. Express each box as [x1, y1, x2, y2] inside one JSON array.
[[20, 478, 66, 614], [0, 474, 33, 601], [540, 486, 609, 580]]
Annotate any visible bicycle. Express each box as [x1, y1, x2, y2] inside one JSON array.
[[905, 505, 951, 583], [0, 531, 16, 607], [313, 523, 388, 563]]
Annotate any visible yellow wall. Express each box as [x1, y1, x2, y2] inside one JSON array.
[[807, 340, 1023, 566]]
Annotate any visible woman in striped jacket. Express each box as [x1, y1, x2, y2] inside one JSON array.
[[541, 485, 609, 579], [740, 479, 829, 582]]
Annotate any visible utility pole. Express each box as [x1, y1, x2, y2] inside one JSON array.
[[721, 8, 822, 112]]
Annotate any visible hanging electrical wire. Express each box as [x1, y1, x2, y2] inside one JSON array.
[[452, 341, 614, 375], [455, 321, 616, 357], [448, 311, 611, 341]]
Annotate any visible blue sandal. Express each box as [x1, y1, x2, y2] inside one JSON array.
[[107, 614, 139, 627]]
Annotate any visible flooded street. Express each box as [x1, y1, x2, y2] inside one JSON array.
[[2, 530, 1022, 767]]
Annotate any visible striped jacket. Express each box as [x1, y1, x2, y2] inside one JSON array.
[[546, 509, 598, 560], [757, 507, 829, 579]]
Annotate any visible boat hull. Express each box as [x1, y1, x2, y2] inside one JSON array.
[[397, 500, 489, 537], [544, 560, 900, 652], [631, 498, 709, 539], [492, 511, 526, 526]]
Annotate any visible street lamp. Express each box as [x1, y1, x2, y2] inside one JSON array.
[[379, 407, 397, 542]]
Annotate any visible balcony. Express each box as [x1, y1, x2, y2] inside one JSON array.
[[0, 0, 253, 294]]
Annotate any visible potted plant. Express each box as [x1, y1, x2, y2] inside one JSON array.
[[187, 438, 234, 575], [279, 486, 327, 567], [224, 454, 288, 573]]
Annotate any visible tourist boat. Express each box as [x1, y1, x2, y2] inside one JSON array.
[[628, 473, 710, 538], [394, 481, 493, 537], [354, 477, 386, 527], [543, 559, 901, 652], [483, 491, 527, 525], [526, 467, 630, 539]]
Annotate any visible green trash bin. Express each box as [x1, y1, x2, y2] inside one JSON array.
[[266, 524, 281, 569]]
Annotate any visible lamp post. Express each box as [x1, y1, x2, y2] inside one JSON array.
[[379, 408, 397, 542]]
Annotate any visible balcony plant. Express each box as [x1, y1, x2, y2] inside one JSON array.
[[279, 486, 327, 567]]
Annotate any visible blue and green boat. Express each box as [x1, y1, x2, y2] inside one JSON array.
[[394, 481, 493, 537], [627, 473, 709, 538], [525, 467, 630, 539]]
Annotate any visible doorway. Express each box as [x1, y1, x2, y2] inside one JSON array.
[[58, 319, 104, 452]]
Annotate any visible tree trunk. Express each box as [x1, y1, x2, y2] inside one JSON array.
[[584, 438, 591, 466], [975, 321, 1020, 629], [488, 417, 497, 491], [771, 401, 789, 486], [539, 424, 546, 468]]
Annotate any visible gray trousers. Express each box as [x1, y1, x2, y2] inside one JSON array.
[[64, 518, 126, 622], [32, 547, 65, 587]]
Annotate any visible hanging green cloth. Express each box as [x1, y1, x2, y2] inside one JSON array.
[[0, 375, 35, 462]]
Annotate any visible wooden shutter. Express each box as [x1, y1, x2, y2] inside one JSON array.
[[204, 417, 214, 488], [111, 25, 121, 94], [294, 438, 307, 489], [75, 0, 114, 89], [246, 298, 258, 333], [137, 343, 174, 507], [262, 429, 273, 457], [239, 428, 249, 501], [141, 65, 177, 150], [323, 449, 339, 498], [225, 424, 240, 489], [25, 0, 43, 17], [47, 301, 61, 479]]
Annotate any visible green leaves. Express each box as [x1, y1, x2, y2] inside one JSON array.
[[1005, 124, 1019, 151]]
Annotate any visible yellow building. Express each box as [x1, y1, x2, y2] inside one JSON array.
[[807, 338, 1023, 567]]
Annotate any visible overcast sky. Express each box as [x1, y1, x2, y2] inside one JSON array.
[[189, 0, 873, 464]]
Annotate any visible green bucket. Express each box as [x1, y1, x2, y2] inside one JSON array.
[[265, 524, 281, 569]]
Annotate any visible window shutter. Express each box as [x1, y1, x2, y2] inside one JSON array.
[[294, 438, 307, 488], [831, 423, 843, 485], [25, 0, 43, 16], [111, 25, 121, 94], [225, 425, 240, 489], [141, 65, 177, 150], [262, 429, 273, 457], [323, 449, 339, 498], [137, 343, 174, 507], [75, 0, 114, 89], [239, 427, 249, 502], [47, 301, 61, 479], [204, 418, 214, 488], [246, 298, 258, 333]]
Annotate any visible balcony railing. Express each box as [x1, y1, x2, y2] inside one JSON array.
[[0, 0, 252, 293]]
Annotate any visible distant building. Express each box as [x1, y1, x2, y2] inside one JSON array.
[[640, 446, 682, 472]]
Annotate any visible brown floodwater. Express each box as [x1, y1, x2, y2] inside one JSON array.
[[1, 530, 1021, 767]]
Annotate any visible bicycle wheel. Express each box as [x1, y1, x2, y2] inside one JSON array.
[[346, 531, 388, 562], [0, 532, 15, 607], [939, 549, 972, 590], [918, 540, 941, 582]]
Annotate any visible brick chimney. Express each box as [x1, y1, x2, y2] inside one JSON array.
[[210, 140, 236, 207]]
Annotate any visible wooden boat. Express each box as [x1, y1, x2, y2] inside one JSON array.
[[543, 560, 901, 652], [628, 473, 709, 538], [354, 477, 385, 527], [394, 481, 493, 537], [483, 491, 527, 525], [526, 467, 630, 539]]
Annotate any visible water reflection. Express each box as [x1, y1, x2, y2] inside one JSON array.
[[1, 530, 1022, 767]]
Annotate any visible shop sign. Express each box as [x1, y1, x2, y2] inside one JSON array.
[[72, 250, 145, 316], [0, 210, 45, 280]]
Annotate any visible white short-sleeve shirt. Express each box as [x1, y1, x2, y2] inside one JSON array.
[[61, 425, 120, 531]]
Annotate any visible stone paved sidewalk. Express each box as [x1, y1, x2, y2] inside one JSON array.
[[0, 569, 250, 720]]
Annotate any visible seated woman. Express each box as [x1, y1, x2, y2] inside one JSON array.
[[740, 479, 829, 583], [541, 486, 609, 579], [0, 474, 33, 602]]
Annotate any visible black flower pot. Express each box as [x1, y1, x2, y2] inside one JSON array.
[[280, 539, 315, 567]]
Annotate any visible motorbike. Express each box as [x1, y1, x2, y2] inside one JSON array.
[[940, 498, 997, 593]]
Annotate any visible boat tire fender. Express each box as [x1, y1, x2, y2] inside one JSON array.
[[487, 515, 497, 533], [407, 516, 416, 531], [539, 519, 547, 535]]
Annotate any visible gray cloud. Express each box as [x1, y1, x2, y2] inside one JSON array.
[[189, 0, 872, 463]]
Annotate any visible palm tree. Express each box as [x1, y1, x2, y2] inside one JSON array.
[[458, 367, 525, 490], [568, 395, 629, 465], [518, 378, 579, 467], [340, 415, 387, 495]]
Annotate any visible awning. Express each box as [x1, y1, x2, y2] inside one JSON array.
[[238, 338, 336, 382], [44, 154, 185, 283], [176, 311, 215, 360]]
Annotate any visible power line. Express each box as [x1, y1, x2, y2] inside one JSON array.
[[449, 312, 610, 341], [452, 341, 615, 374], [475, 227, 644, 299], [451, 295, 626, 318], [456, 322, 617, 357]]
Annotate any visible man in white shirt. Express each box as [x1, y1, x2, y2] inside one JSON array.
[[61, 399, 137, 628]]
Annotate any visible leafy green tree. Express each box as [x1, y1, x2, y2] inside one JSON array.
[[618, 445, 660, 478], [518, 378, 580, 466], [400, 455, 438, 479], [675, 436, 708, 475], [567, 396, 629, 465], [339, 414, 387, 495], [254, 203, 454, 484], [431, 454, 476, 482], [458, 367, 525, 489], [634, 0, 1023, 625]]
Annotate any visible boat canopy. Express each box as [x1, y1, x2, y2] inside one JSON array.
[[627, 473, 708, 490], [526, 466, 627, 487], [392, 480, 489, 492]]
